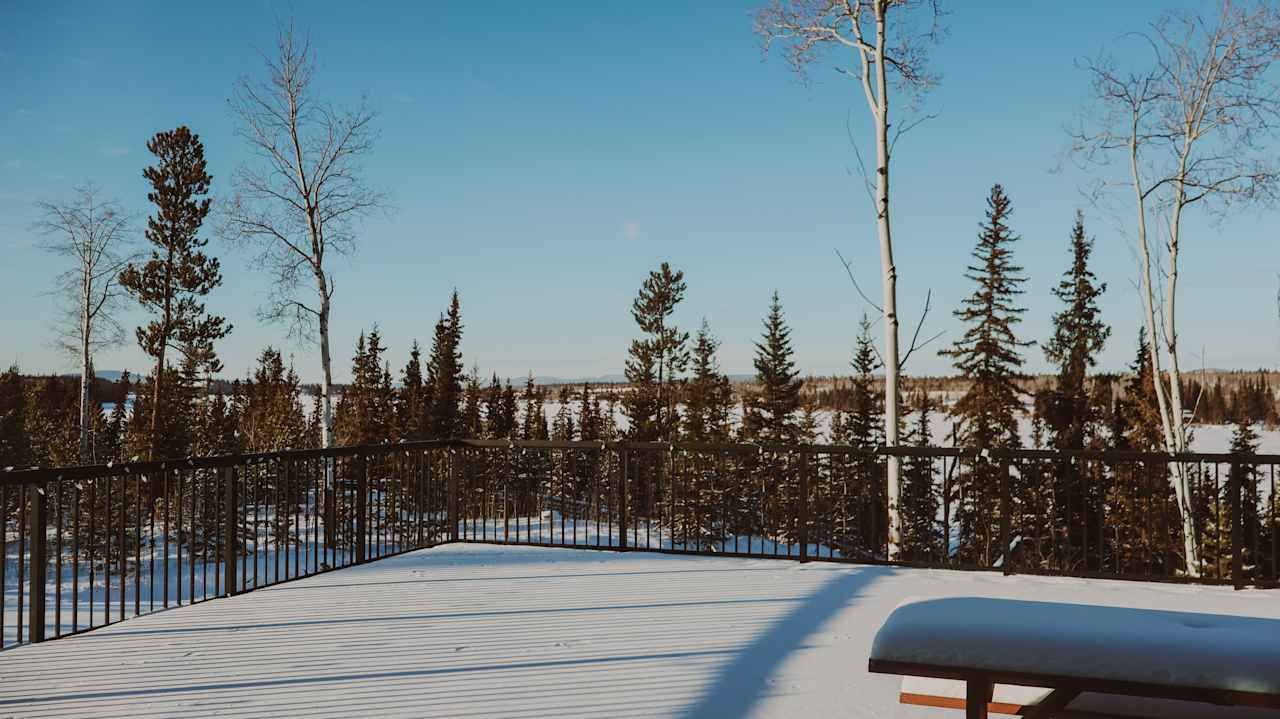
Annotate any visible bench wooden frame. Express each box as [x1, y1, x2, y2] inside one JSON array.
[[869, 658, 1280, 719]]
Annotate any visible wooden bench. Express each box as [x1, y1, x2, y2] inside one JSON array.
[[868, 597, 1280, 718]]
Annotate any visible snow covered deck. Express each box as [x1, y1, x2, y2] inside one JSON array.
[[2, 544, 1279, 718]]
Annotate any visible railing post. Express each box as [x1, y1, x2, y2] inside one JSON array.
[[356, 453, 369, 562], [224, 465, 238, 597], [618, 443, 629, 550], [1000, 457, 1012, 577], [28, 483, 47, 643], [1230, 459, 1244, 591], [447, 448, 459, 543], [323, 458, 336, 554], [798, 449, 809, 563]]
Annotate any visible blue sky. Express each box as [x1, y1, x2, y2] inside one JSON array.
[[2, 1, 1277, 384]]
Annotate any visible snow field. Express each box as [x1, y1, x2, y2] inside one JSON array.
[[3, 542, 1279, 718]]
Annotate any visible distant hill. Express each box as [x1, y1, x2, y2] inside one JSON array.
[[60, 370, 124, 382]]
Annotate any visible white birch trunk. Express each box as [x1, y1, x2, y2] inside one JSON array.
[[870, 8, 902, 560], [1130, 128, 1200, 577]]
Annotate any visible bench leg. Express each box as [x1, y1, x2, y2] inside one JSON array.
[[966, 678, 993, 719]]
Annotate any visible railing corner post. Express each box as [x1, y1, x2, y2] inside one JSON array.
[[223, 465, 238, 597], [28, 482, 48, 643]]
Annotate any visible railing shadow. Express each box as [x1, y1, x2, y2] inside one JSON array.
[[677, 565, 891, 719]]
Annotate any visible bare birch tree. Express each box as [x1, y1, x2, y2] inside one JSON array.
[[1074, 1, 1280, 576], [755, 0, 942, 559], [35, 186, 133, 463], [223, 21, 381, 451]]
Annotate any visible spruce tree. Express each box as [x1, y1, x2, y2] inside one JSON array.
[[119, 126, 229, 459], [0, 366, 28, 468], [99, 370, 131, 464], [397, 341, 427, 441], [899, 386, 942, 560], [742, 292, 803, 443], [939, 183, 1031, 565], [683, 320, 734, 442], [1041, 211, 1110, 569], [463, 369, 484, 438], [623, 263, 689, 440], [425, 292, 464, 439], [1043, 211, 1110, 450], [578, 384, 603, 441]]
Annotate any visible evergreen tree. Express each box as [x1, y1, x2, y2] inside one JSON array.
[[683, 320, 734, 442], [742, 292, 803, 443], [425, 291, 464, 439], [1205, 419, 1264, 578], [334, 328, 392, 445], [98, 370, 131, 464], [1043, 211, 1110, 450], [463, 368, 484, 438], [899, 386, 942, 560], [119, 126, 229, 459], [396, 340, 428, 441], [1040, 211, 1111, 569], [484, 374, 515, 439], [552, 386, 575, 441], [827, 316, 886, 556], [238, 347, 308, 451], [578, 384, 603, 441], [1116, 327, 1164, 451], [623, 263, 689, 440], [939, 184, 1031, 565], [0, 366, 28, 467], [25, 376, 79, 468]]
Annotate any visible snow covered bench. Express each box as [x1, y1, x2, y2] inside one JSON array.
[[868, 597, 1280, 718]]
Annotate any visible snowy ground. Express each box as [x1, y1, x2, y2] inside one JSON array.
[[2, 543, 1279, 718]]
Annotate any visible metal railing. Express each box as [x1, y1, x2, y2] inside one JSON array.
[[4, 439, 1277, 650]]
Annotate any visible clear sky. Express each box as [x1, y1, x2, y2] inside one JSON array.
[[2, 1, 1277, 384]]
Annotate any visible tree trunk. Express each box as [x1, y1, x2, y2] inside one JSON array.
[[319, 287, 334, 450], [873, 8, 903, 561], [1130, 130, 1200, 577], [78, 280, 92, 464]]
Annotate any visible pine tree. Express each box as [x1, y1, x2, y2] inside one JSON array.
[[939, 183, 1032, 565], [334, 328, 392, 446], [1205, 419, 1263, 578], [552, 386, 575, 441], [238, 347, 308, 451], [899, 386, 942, 560], [1043, 211, 1110, 450], [462, 368, 484, 438], [396, 341, 427, 441], [1040, 211, 1110, 569], [119, 126, 229, 459], [623, 263, 689, 440], [743, 292, 804, 443], [578, 384, 603, 441], [425, 292, 464, 439], [0, 366, 28, 468], [1117, 327, 1164, 451], [99, 370, 131, 464], [827, 316, 885, 556], [484, 374, 515, 439], [683, 320, 734, 442]]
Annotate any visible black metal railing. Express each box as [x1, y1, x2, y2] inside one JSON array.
[[4, 439, 1277, 650]]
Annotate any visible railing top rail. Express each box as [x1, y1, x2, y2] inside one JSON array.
[[3, 437, 1278, 485]]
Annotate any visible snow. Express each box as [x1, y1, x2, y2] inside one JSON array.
[[872, 596, 1280, 694], [2, 543, 1279, 718]]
